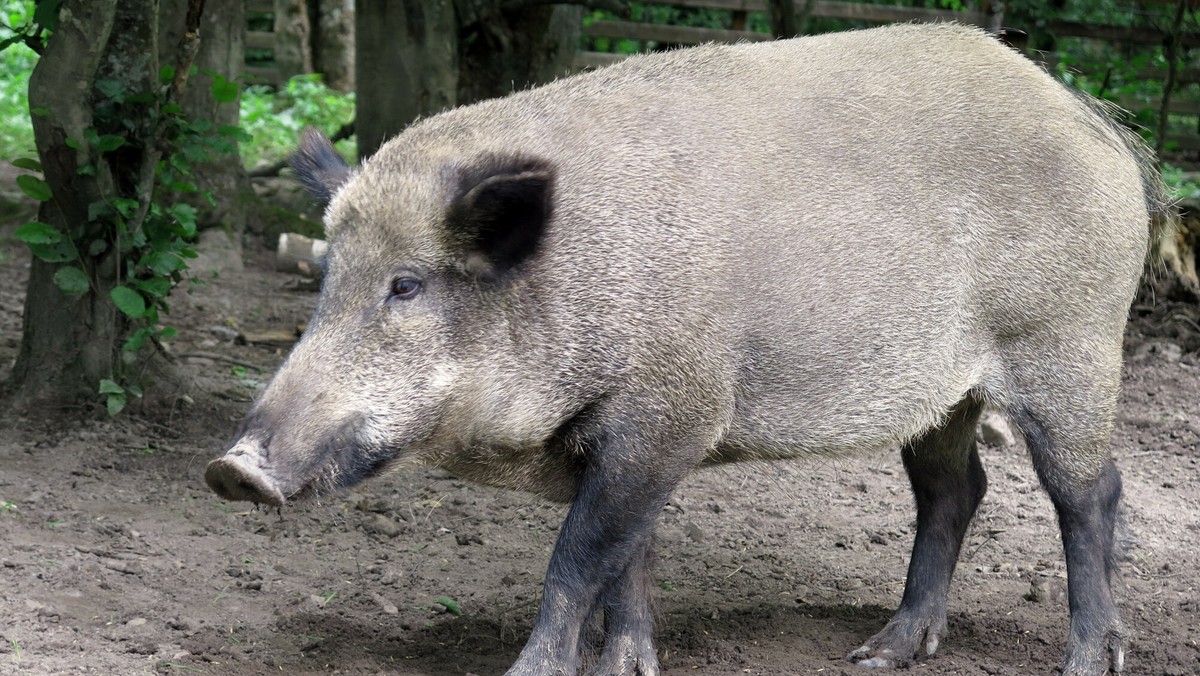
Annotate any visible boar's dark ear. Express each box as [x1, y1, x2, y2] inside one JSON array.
[[291, 128, 352, 204], [446, 156, 555, 278]]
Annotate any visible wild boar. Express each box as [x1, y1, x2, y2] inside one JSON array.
[[206, 22, 1173, 676]]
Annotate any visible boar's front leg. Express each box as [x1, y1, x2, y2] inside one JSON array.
[[592, 541, 659, 675], [504, 415, 709, 676]]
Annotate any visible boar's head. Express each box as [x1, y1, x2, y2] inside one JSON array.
[[205, 129, 557, 506]]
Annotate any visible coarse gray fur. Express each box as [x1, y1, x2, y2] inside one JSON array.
[[206, 23, 1172, 676]]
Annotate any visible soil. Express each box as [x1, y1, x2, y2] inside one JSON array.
[[1, 178, 1198, 676]]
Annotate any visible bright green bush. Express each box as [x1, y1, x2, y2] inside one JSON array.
[[239, 74, 355, 168], [0, 1, 37, 160]]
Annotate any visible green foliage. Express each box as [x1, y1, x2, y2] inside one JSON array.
[[5, 21, 243, 413], [240, 74, 355, 168], [0, 1, 38, 159], [1161, 162, 1200, 201]]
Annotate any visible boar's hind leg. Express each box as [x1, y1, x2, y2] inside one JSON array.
[[1010, 403, 1125, 676], [850, 396, 987, 668], [505, 418, 705, 676]]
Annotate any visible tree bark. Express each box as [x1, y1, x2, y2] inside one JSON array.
[[354, 0, 582, 159], [313, 0, 354, 92], [767, 0, 798, 39], [274, 0, 314, 81], [355, 0, 458, 159], [160, 0, 250, 275], [455, 3, 582, 105], [12, 0, 122, 405], [10, 0, 222, 409]]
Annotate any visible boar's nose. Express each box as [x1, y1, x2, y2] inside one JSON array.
[[205, 455, 286, 507]]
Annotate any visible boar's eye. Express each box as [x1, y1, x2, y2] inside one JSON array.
[[389, 277, 422, 300]]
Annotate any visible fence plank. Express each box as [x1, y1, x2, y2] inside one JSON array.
[[1121, 97, 1200, 116], [246, 30, 275, 50], [583, 19, 771, 45], [1166, 134, 1200, 151], [245, 66, 282, 85], [1050, 20, 1200, 48], [809, 1, 988, 26], [662, 0, 989, 25], [574, 51, 633, 70], [1075, 66, 1200, 86]]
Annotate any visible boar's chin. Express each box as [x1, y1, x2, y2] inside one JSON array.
[[292, 444, 399, 501]]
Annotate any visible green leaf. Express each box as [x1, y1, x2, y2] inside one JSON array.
[[217, 125, 251, 142], [106, 392, 126, 417], [158, 326, 178, 339], [98, 379, 124, 395], [34, 0, 63, 32], [159, 65, 176, 84], [64, 137, 81, 149], [53, 267, 90, 296], [211, 76, 239, 104], [95, 79, 125, 103], [87, 239, 108, 256], [87, 200, 110, 222], [77, 163, 95, 176], [14, 221, 61, 245], [168, 203, 198, 235], [112, 197, 139, 217], [29, 107, 50, 117], [28, 240, 74, 263], [110, 286, 147, 318], [133, 276, 171, 298], [434, 597, 462, 617], [16, 174, 52, 201], [126, 384, 144, 398], [123, 326, 152, 352], [11, 158, 41, 172], [140, 251, 184, 276], [96, 135, 125, 153]]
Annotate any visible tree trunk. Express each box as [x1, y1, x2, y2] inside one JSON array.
[[767, 0, 798, 39], [9, 0, 216, 409], [455, 5, 582, 105], [160, 0, 251, 275], [355, 0, 458, 159], [313, 0, 355, 92], [12, 0, 126, 405], [274, 0, 314, 82], [354, 0, 582, 159]]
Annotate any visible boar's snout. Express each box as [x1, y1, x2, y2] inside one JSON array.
[[205, 451, 285, 507]]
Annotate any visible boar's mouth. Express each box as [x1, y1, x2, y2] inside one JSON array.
[[206, 416, 397, 507]]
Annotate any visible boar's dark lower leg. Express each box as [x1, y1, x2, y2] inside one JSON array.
[[593, 542, 659, 675], [504, 423, 697, 676], [850, 397, 987, 668], [1015, 410, 1126, 676]]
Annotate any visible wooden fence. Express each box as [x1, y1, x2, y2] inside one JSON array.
[[575, 0, 1001, 69], [241, 1, 1200, 157], [245, 0, 282, 86], [575, 0, 1200, 157]]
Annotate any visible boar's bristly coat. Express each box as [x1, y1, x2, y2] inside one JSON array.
[[206, 23, 1173, 676]]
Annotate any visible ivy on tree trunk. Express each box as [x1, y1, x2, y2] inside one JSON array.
[[10, 0, 208, 410]]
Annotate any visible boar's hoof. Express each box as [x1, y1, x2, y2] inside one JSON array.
[[848, 613, 944, 669], [205, 456, 285, 507]]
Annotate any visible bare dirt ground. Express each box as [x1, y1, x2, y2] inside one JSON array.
[[0, 183, 1198, 675]]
